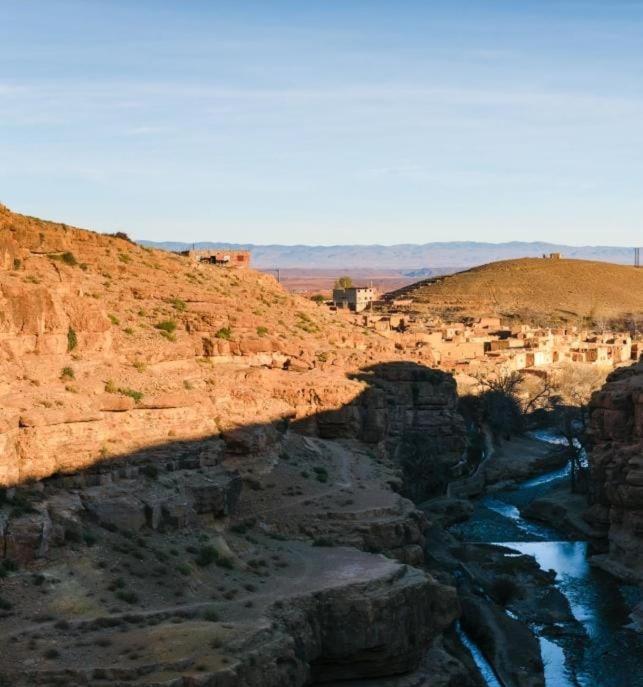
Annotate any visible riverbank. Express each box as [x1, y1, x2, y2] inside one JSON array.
[[428, 430, 642, 687]]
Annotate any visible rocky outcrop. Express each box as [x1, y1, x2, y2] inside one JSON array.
[[588, 361, 643, 581], [310, 362, 467, 499]]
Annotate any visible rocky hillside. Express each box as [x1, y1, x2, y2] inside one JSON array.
[[588, 361, 643, 582], [388, 257, 643, 325], [0, 202, 451, 487], [0, 204, 478, 686]]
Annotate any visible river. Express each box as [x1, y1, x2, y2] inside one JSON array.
[[453, 430, 643, 687]]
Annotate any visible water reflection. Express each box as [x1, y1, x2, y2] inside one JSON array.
[[503, 541, 589, 580], [538, 636, 576, 687], [456, 623, 503, 687]]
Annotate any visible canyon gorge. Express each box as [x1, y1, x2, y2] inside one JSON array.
[[0, 204, 641, 686]]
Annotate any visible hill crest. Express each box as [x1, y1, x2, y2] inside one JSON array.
[[389, 256, 643, 325]]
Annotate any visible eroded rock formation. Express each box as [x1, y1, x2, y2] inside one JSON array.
[[588, 360, 643, 581]]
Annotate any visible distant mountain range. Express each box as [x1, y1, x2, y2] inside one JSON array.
[[140, 240, 638, 270]]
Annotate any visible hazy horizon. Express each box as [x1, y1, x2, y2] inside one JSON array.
[[3, 1, 643, 245]]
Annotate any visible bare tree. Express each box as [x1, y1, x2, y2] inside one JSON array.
[[474, 370, 523, 396], [549, 363, 609, 493], [518, 374, 557, 415]]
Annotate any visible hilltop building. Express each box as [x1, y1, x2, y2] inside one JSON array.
[[179, 248, 251, 268], [332, 286, 377, 312]]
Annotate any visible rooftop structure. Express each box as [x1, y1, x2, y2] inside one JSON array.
[[179, 248, 251, 268]]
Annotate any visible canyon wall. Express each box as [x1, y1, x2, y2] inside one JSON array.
[[588, 361, 643, 581], [0, 204, 475, 686]]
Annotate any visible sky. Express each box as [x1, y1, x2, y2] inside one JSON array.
[[1, 0, 643, 246]]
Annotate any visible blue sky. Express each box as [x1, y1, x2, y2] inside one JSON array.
[[1, 1, 643, 245]]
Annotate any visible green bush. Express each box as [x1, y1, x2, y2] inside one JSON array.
[[83, 531, 97, 547], [67, 327, 78, 352], [104, 379, 117, 393], [256, 326, 269, 337], [216, 557, 234, 570], [49, 251, 77, 267], [215, 327, 232, 340], [154, 320, 177, 333], [118, 387, 144, 403], [169, 298, 187, 312], [194, 545, 219, 567], [203, 609, 219, 622], [60, 366, 75, 381], [115, 590, 139, 605], [108, 314, 120, 325], [313, 466, 328, 483]]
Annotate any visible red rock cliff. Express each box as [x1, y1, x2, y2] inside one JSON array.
[[588, 361, 643, 581]]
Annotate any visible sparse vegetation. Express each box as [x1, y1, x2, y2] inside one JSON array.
[[115, 590, 139, 605], [313, 466, 329, 483], [215, 327, 232, 340], [67, 327, 78, 352], [203, 609, 219, 622], [52, 251, 78, 267], [169, 297, 187, 312], [118, 387, 144, 403], [154, 320, 177, 334], [104, 379, 117, 393], [60, 366, 75, 381]]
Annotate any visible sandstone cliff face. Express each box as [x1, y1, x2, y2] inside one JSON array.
[[588, 361, 643, 581]]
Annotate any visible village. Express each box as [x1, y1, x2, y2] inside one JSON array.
[[177, 248, 642, 384], [329, 280, 642, 385]]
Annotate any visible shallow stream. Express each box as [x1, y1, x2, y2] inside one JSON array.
[[455, 430, 642, 687]]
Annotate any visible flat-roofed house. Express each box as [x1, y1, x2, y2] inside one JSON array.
[[332, 286, 377, 312]]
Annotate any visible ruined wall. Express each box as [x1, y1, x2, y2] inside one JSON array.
[[588, 361, 643, 581]]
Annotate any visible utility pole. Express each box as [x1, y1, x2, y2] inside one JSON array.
[[635, 247, 640, 268]]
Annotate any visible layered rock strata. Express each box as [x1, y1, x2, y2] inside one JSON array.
[[588, 361, 643, 581]]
